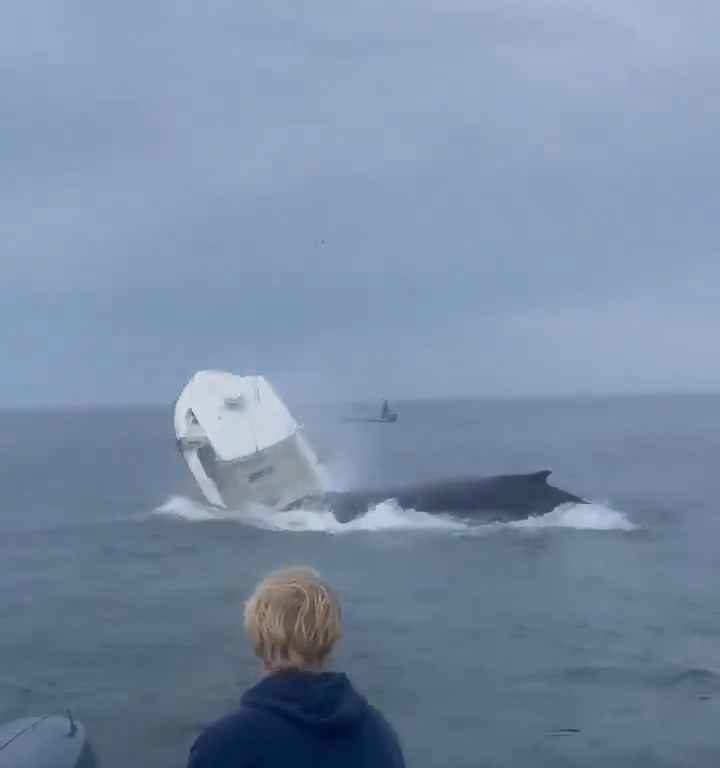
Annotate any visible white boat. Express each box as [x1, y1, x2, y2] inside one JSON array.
[[174, 371, 327, 509]]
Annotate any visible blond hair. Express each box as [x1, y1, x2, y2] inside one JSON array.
[[243, 566, 341, 671]]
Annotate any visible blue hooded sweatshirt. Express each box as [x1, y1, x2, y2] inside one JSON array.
[[187, 669, 405, 768]]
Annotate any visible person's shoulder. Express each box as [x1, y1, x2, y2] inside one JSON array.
[[364, 703, 398, 737], [363, 704, 406, 766], [187, 706, 269, 768]]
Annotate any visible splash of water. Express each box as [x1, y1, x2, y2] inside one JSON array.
[[506, 501, 636, 531], [153, 496, 466, 534], [152, 497, 634, 534]]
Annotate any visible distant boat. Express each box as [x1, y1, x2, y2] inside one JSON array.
[[344, 400, 398, 423], [380, 399, 398, 422]]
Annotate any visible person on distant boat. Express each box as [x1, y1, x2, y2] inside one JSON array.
[[381, 399, 390, 420], [186, 566, 405, 768]]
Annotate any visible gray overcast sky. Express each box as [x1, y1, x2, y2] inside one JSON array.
[[2, 0, 719, 406]]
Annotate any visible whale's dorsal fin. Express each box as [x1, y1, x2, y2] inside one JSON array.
[[529, 470, 552, 483]]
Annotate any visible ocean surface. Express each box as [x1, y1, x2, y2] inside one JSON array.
[[2, 394, 720, 767]]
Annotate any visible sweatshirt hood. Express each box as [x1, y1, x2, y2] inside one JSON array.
[[241, 669, 370, 734]]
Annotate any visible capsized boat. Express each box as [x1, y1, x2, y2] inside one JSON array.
[[174, 371, 328, 509]]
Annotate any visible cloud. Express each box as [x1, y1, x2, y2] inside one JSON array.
[[2, 0, 718, 404]]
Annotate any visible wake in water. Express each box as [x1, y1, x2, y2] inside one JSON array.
[[152, 496, 635, 535]]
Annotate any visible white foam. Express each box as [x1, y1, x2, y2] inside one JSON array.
[[152, 497, 635, 534], [333, 501, 468, 534], [505, 501, 637, 531], [153, 495, 229, 522], [151, 496, 467, 534]]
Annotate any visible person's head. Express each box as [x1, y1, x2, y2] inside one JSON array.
[[243, 566, 341, 673]]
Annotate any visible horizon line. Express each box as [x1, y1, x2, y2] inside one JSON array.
[[2, 387, 719, 412]]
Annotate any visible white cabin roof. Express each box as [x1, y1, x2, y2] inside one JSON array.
[[174, 371, 297, 462]]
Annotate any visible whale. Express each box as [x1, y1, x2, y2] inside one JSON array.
[[289, 470, 585, 523]]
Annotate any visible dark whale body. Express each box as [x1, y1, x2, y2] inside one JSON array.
[[291, 470, 585, 523]]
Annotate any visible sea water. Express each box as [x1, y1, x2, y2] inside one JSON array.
[[1, 395, 719, 766]]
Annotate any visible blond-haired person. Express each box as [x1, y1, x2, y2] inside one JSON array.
[[187, 567, 405, 768]]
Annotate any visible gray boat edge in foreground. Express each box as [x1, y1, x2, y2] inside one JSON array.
[[0, 712, 96, 768]]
